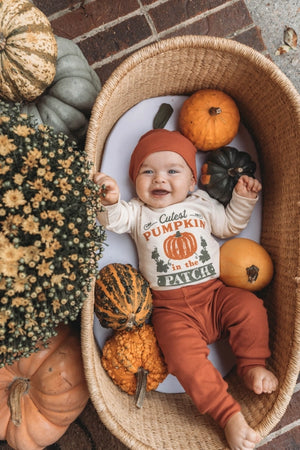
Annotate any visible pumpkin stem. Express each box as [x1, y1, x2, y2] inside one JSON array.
[[0, 32, 6, 51], [135, 367, 148, 408], [126, 312, 136, 329], [8, 377, 30, 426], [246, 265, 259, 283], [227, 167, 244, 177], [208, 106, 222, 116]]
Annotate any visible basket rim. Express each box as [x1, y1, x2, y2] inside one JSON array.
[[86, 35, 300, 150]]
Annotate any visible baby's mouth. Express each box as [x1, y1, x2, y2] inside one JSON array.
[[151, 189, 169, 196]]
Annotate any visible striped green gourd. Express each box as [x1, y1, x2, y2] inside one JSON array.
[[95, 263, 152, 330], [0, 0, 57, 102]]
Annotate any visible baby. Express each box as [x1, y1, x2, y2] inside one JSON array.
[[94, 129, 278, 450]]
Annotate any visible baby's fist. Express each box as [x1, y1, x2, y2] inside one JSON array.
[[234, 175, 262, 199]]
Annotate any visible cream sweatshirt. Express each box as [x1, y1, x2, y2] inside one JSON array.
[[97, 189, 258, 290]]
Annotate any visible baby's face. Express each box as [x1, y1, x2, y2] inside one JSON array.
[[135, 151, 196, 209]]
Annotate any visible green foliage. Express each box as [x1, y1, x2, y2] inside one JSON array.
[[0, 100, 105, 366]]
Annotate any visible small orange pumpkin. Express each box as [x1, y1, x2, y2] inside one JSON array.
[[101, 324, 168, 407], [220, 238, 274, 291], [179, 89, 240, 151], [163, 231, 197, 260], [0, 324, 89, 450]]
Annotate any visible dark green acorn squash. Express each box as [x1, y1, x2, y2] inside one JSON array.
[[94, 263, 152, 331], [200, 146, 256, 205]]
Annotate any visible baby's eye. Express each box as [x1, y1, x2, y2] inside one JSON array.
[[142, 169, 153, 174], [168, 169, 178, 174]]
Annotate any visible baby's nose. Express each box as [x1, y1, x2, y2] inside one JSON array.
[[153, 174, 166, 183]]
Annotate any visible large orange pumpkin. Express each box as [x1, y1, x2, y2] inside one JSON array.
[[178, 89, 240, 151], [0, 324, 89, 450], [220, 238, 274, 291]]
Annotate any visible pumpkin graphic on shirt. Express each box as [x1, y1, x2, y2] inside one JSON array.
[[163, 231, 197, 260]]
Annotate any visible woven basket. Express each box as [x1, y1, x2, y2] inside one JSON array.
[[82, 36, 300, 449]]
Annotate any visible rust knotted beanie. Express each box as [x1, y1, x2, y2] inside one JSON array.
[[129, 129, 197, 182]]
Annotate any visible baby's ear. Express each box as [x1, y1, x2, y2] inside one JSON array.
[[189, 176, 196, 192]]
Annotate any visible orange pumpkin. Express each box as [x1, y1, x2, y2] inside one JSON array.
[[220, 238, 274, 291], [178, 89, 240, 151], [163, 231, 197, 260], [0, 324, 89, 450], [101, 324, 168, 407]]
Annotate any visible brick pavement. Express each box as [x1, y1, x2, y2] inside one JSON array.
[[33, 0, 267, 85]]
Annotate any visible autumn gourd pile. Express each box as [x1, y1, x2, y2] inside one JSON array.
[[0, 1, 103, 448], [177, 88, 274, 291], [95, 263, 168, 407], [0, 0, 101, 143]]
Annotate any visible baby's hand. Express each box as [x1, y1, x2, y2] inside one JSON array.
[[234, 175, 262, 199], [94, 172, 120, 205]]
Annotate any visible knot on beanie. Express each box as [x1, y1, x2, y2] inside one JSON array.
[[129, 129, 197, 182]]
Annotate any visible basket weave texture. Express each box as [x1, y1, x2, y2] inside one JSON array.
[[82, 35, 300, 449]]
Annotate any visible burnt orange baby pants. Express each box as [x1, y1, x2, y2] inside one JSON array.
[[151, 278, 271, 428]]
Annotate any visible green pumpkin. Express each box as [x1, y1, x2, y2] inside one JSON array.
[[21, 36, 101, 143], [200, 146, 256, 205], [95, 263, 153, 331]]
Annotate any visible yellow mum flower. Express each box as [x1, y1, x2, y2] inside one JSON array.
[[3, 189, 26, 208], [40, 225, 54, 243], [22, 245, 40, 263], [52, 239, 62, 250], [1, 215, 20, 236], [41, 246, 56, 258], [51, 273, 64, 285], [41, 187, 54, 200], [13, 173, 24, 185], [13, 276, 30, 293], [22, 215, 39, 234], [1, 242, 23, 263], [0, 115, 10, 124], [11, 297, 29, 308], [0, 135, 17, 155], [58, 177, 72, 194], [0, 311, 9, 326], [58, 158, 72, 169], [37, 259, 53, 277], [23, 148, 42, 168], [44, 170, 55, 181], [37, 124, 49, 132], [0, 260, 18, 277], [52, 299, 61, 313], [13, 124, 33, 137], [0, 163, 10, 175], [28, 179, 44, 190]]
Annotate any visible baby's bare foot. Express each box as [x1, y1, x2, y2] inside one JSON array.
[[224, 412, 262, 450], [243, 366, 278, 395], [224, 412, 261, 449]]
